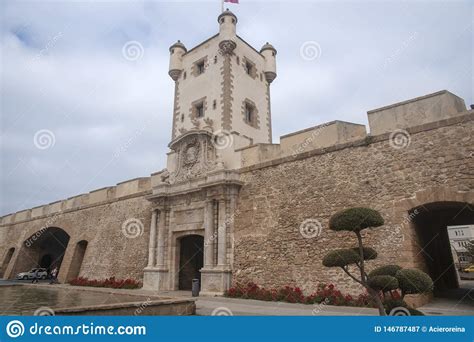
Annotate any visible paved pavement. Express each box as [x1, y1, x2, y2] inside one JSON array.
[[0, 279, 50, 286], [459, 272, 474, 280], [420, 298, 474, 316], [195, 296, 378, 316], [1, 280, 473, 316], [423, 285, 474, 316], [154, 288, 474, 316]]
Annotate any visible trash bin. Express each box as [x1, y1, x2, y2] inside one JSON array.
[[192, 278, 200, 297]]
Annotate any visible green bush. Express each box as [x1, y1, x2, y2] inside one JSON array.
[[351, 247, 378, 260], [368, 264, 402, 278], [396, 269, 433, 294], [408, 308, 425, 316], [368, 275, 399, 292], [322, 249, 360, 267], [329, 207, 384, 232], [383, 298, 408, 314]]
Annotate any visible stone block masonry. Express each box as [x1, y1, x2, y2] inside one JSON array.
[[232, 112, 474, 295]]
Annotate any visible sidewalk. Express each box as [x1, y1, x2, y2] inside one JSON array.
[[195, 296, 378, 316], [419, 298, 474, 316], [3, 281, 472, 316]]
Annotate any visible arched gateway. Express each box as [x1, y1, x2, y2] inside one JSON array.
[[10, 227, 70, 278], [395, 187, 474, 297]]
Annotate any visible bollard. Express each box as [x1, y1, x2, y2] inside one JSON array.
[[192, 278, 200, 297]]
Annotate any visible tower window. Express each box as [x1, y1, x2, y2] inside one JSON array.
[[191, 97, 206, 120], [245, 62, 252, 75], [196, 103, 204, 117], [242, 99, 259, 128], [214, 56, 217, 64], [193, 57, 208, 76], [245, 104, 253, 122], [213, 100, 217, 109], [243, 58, 256, 78], [236, 56, 240, 65], [183, 71, 187, 80], [197, 61, 205, 74]]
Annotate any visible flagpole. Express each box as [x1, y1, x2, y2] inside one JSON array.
[[221, 0, 224, 13]]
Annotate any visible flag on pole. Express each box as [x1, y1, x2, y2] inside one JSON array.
[[222, 0, 238, 13]]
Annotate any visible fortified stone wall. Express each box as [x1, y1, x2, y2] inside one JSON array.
[[0, 178, 154, 283], [232, 112, 474, 295], [1, 90, 472, 295]]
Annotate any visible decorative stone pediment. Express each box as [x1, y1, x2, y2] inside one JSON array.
[[167, 130, 222, 184]]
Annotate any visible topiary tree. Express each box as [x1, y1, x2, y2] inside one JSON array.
[[322, 207, 387, 315], [395, 268, 433, 296], [369, 265, 433, 315], [368, 264, 402, 278], [322, 207, 434, 315], [368, 265, 402, 300], [367, 275, 399, 293]]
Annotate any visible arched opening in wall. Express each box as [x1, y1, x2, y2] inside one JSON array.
[[0, 248, 15, 278], [178, 235, 204, 290], [66, 240, 88, 282], [11, 227, 70, 278], [410, 201, 474, 298]]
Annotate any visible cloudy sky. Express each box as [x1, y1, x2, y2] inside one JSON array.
[[1, 0, 472, 216]]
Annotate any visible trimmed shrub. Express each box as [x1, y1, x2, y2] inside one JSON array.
[[368, 275, 398, 292], [322, 249, 360, 267], [396, 269, 433, 294], [351, 247, 378, 260], [368, 264, 402, 278], [329, 207, 384, 232]]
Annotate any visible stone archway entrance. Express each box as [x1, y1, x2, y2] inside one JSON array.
[[393, 188, 474, 308], [66, 240, 88, 282], [409, 201, 473, 295], [10, 227, 70, 278], [178, 235, 204, 290]]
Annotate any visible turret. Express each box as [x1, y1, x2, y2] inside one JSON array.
[[218, 9, 237, 54], [260, 42, 277, 83], [168, 40, 187, 81]]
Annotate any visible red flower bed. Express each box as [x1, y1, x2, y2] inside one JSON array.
[[69, 276, 141, 289], [224, 282, 394, 308]]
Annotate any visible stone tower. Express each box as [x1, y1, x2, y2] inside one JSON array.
[[143, 10, 277, 294], [167, 9, 277, 170]]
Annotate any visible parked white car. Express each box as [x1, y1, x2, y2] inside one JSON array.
[[16, 268, 48, 280]]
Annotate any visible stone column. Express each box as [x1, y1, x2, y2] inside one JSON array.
[[156, 209, 166, 267], [228, 194, 237, 266], [147, 209, 158, 268], [204, 200, 214, 267], [217, 199, 227, 266]]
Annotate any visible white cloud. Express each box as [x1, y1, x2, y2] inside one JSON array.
[[0, 0, 472, 214]]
